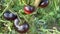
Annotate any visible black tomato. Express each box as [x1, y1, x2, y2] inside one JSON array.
[[14, 19, 29, 33], [24, 5, 35, 14], [4, 11, 17, 20], [39, 0, 49, 8]]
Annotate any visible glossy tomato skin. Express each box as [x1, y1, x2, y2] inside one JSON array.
[[4, 11, 17, 20], [14, 19, 29, 33], [39, 0, 49, 8], [24, 5, 35, 14]]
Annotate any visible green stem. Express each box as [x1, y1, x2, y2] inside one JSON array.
[[9, 8, 23, 24], [28, 0, 30, 5], [0, 20, 11, 23], [19, 13, 29, 23], [0, 0, 12, 17]]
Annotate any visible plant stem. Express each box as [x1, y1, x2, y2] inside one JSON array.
[[0, 0, 12, 17], [26, 0, 31, 5], [34, 0, 41, 7], [28, 0, 30, 5]]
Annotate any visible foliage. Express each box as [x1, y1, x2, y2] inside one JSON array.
[[0, 0, 60, 34]]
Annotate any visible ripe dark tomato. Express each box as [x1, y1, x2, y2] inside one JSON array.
[[4, 11, 17, 20], [39, 0, 49, 8], [14, 19, 29, 33], [24, 5, 35, 14]]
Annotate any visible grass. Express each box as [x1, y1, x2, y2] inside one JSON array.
[[0, 0, 60, 34]]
